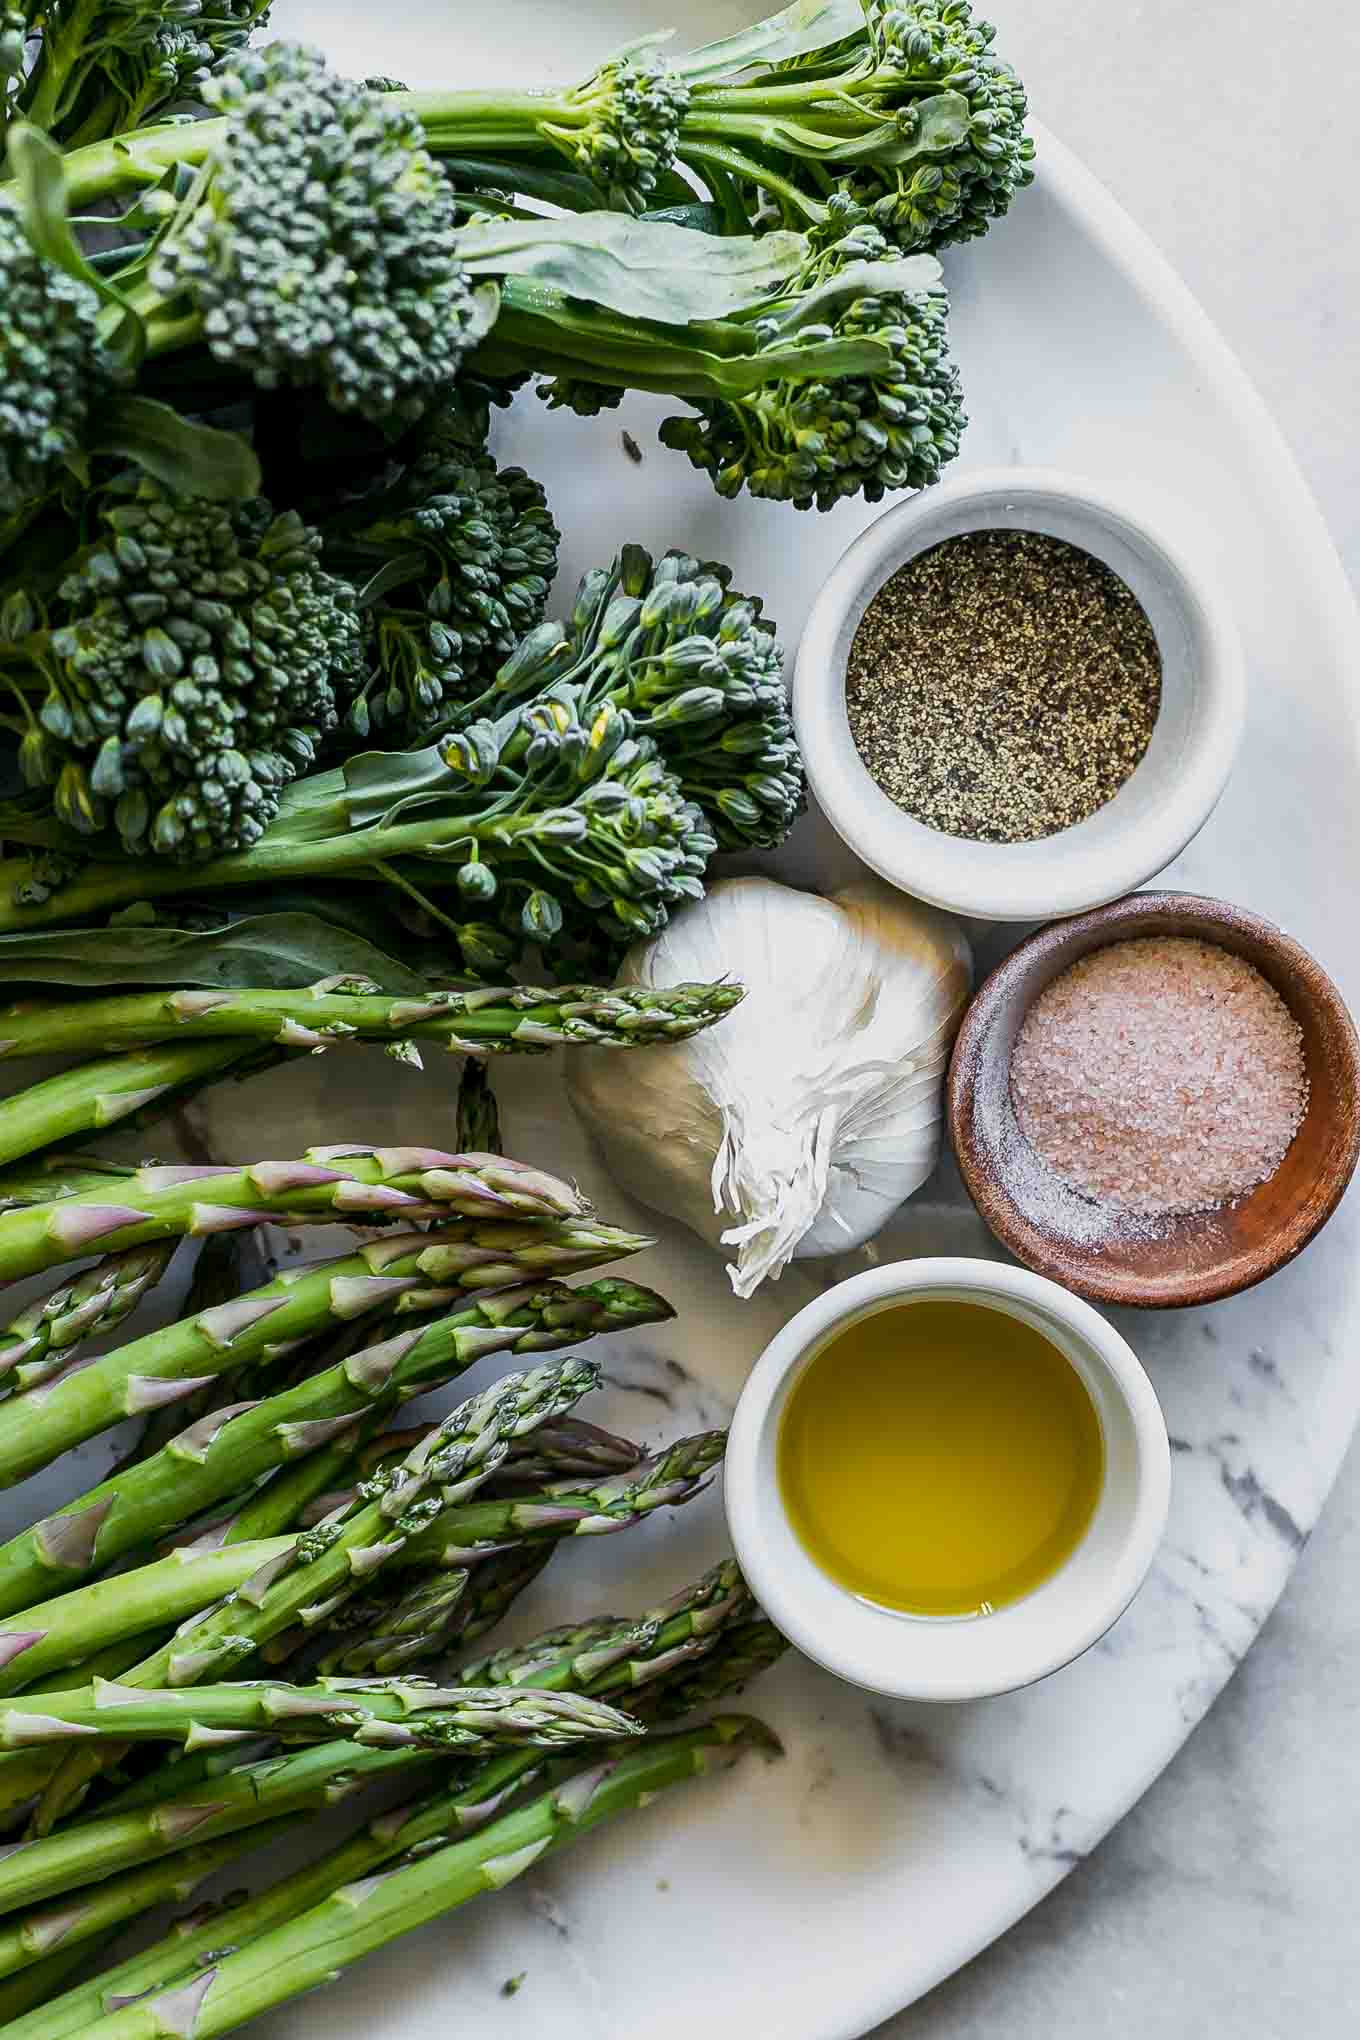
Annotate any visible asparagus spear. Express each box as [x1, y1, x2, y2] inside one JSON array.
[[0, 1043, 259, 1170], [0, 1151, 139, 1214], [0, 1143, 589, 1286], [24, 1359, 603, 1830], [0, 1265, 661, 1614], [265, 1433, 726, 1668], [110, 1233, 276, 1474], [0, 1677, 642, 1760], [0, 1742, 439, 1917], [79, 1720, 774, 2040], [0, 1222, 633, 1498], [0, 1571, 775, 2027], [0, 1541, 297, 1699], [316, 1545, 555, 1678], [0, 980, 744, 1059], [0, 1822, 297, 1982], [0, 1241, 176, 1392], [401, 1430, 729, 1565], [297, 1411, 644, 1527]]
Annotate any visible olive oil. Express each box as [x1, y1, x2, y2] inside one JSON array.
[[777, 1300, 1104, 1617]]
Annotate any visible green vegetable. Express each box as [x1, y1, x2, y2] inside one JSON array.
[[2, 480, 365, 859], [671, 0, 1034, 255], [0, 1038, 254, 1167], [80, 1720, 774, 2040], [1, 0, 275, 152], [447, 544, 800, 848], [149, 43, 495, 426], [0, 1239, 174, 1390], [318, 420, 560, 743], [0, 194, 118, 517], [0, 1538, 297, 1697], [317, 1545, 550, 1678], [7, 1567, 777, 2034], [0, 1214, 599, 1492], [0, 1824, 291, 1988], [0, 975, 745, 1057], [0, 1143, 588, 1293], [0, 1265, 663, 1616], [22, 1357, 602, 1827], [0, 1674, 643, 1757], [0, 698, 720, 973]]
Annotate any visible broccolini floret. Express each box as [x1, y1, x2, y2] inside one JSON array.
[[0, 199, 119, 518], [150, 42, 494, 424], [536, 42, 691, 213], [5, 482, 363, 859], [448, 545, 802, 850], [677, 0, 1034, 255], [2, 2, 274, 148], [319, 424, 560, 741], [658, 227, 965, 510]]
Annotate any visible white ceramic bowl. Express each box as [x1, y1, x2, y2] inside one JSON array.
[[725, 1258, 1170, 1702], [793, 468, 1246, 922]]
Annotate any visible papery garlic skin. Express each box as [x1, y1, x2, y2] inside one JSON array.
[[566, 875, 972, 1297]]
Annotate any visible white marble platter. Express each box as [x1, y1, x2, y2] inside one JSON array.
[[5, 1, 1360, 2034]]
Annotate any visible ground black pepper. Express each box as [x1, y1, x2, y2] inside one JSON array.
[[844, 529, 1163, 843]]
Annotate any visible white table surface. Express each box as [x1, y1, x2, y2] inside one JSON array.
[[876, 4, 1360, 2033]]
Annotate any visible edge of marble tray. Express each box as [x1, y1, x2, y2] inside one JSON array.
[[844, 121, 1360, 2038]]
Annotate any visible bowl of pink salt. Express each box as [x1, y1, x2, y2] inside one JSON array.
[[947, 890, 1360, 1307]]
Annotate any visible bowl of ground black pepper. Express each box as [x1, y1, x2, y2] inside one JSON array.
[[794, 469, 1246, 921]]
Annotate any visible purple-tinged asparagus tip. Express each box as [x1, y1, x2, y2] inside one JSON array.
[[33, 1497, 114, 1573], [357, 1230, 436, 1273], [124, 1372, 221, 1415], [273, 1020, 331, 1049], [144, 1973, 217, 2039], [169, 1400, 260, 1463], [189, 1204, 278, 1235], [248, 1161, 348, 1196], [343, 1327, 425, 1392], [94, 1083, 177, 1127], [196, 1295, 288, 1350], [183, 1724, 259, 1752], [44, 1205, 151, 1250], [0, 1631, 43, 1671], [169, 991, 234, 1018], [0, 1712, 101, 1743], [238, 1550, 297, 1606], [346, 1540, 403, 1579], [482, 1838, 552, 1889], [552, 1760, 621, 1821], [276, 1412, 363, 1458], [155, 1799, 232, 1840], [329, 1273, 418, 1321], [19, 1900, 86, 1953], [332, 1182, 426, 1213], [370, 1146, 460, 1174]]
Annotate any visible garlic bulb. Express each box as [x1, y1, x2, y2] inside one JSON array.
[[566, 875, 972, 1297]]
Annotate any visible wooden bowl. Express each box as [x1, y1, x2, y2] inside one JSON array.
[[947, 891, 1360, 1308]]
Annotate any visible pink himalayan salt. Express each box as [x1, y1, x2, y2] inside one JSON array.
[[1010, 936, 1308, 1217]]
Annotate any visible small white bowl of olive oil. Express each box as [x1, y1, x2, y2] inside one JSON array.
[[725, 1259, 1170, 1702]]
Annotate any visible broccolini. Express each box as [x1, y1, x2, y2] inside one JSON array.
[[1, 481, 364, 858]]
